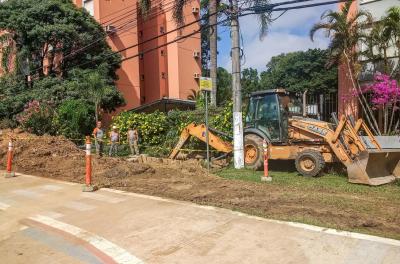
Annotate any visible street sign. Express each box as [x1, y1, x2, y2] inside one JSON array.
[[199, 77, 212, 91]]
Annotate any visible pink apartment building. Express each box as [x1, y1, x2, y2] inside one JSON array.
[[73, 0, 201, 114]]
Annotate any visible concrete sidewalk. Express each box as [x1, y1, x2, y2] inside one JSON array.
[[0, 173, 399, 264]]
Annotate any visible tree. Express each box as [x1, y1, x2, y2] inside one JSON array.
[[0, 0, 125, 131], [0, 0, 121, 78], [241, 68, 261, 97], [383, 7, 400, 55], [68, 67, 125, 122], [310, 0, 380, 134], [259, 49, 337, 93], [209, 0, 218, 107], [383, 6, 400, 78], [216, 67, 232, 105]]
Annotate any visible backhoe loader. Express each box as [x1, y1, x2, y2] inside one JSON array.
[[170, 89, 400, 185]]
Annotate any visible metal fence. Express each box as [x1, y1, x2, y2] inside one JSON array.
[[288, 92, 338, 122]]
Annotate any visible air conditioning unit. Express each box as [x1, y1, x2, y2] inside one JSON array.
[[105, 25, 117, 35], [194, 73, 200, 79], [193, 51, 200, 58], [192, 7, 199, 14]]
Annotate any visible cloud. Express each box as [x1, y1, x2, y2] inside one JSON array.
[[236, 32, 328, 71], [218, 3, 337, 72]]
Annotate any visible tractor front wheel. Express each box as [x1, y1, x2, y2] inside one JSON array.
[[244, 134, 265, 170], [295, 150, 325, 177]]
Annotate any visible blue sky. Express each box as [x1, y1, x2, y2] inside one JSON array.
[[217, 0, 338, 72]]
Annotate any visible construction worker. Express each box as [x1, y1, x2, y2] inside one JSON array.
[[127, 126, 139, 156], [92, 121, 104, 156], [109, 126, 120, 157]]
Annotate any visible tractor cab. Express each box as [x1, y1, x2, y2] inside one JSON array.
[[245, 89, 290, 143]]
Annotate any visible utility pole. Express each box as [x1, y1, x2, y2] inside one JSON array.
[[230, 0, 244, 169], [209, 0, 218, 107]]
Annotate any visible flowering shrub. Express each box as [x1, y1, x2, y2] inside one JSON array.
[[363, 74, 400, 109], [363, 74, 400, 134]]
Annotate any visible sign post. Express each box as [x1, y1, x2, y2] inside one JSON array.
[[200, 77, 213, 171]]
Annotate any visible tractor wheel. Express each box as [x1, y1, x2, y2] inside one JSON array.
[[244, 134, 265, 170], [295, 150, 325, 177]]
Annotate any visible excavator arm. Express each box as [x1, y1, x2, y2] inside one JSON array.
[[169, 123, 233, 159]]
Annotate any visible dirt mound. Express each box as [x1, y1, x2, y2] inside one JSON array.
[[1, 130, 400, 240], [0, 130, 154, 186]]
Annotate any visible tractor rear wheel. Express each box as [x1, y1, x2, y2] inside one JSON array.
[[244, 134, 265, 170], [295, 150, 325, 177]]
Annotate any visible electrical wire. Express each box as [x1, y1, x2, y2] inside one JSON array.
[[61, 0, 178, 61], [29, 0, 197, 75], [28, 0, 350, 80], [57, 7, 227, 71]]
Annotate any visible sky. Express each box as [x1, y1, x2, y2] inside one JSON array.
[[217, 0, 339, 73]]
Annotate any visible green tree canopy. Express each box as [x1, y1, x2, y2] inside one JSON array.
[[0, 0, 125, 132], [216, 67, 232, 105], [0, 0, 120, 78], [259, 49, 338, 93], [241, 68, 261, 97]]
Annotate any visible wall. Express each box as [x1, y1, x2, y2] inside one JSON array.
[[74, 0, 201, 117]]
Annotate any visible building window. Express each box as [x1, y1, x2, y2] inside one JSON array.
[[83, 0, 94, 16], [140, 74, 145, 81], [139, 53, 144, 59], [139, 31, 143, 38], [160, 50, 165, 56], [161, 72, 166, 79], [160, 26, 165, 34]]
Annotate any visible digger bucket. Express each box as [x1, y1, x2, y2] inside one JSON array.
[[346, 149, 400, 186]]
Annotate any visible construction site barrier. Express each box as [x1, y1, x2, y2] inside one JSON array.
[[261, 139, 272, 182], [82, 136, 97, 192], [4, 139, 15, 178]]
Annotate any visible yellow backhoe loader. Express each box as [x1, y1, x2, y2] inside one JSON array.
[[170, 89, 400, 185]]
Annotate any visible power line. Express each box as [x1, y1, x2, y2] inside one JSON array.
[[62, 0, 178, 61], [60, 7, 228, 72], [30, 0, 191, 75]]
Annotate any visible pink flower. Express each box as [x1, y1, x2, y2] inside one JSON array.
[[362, 73, 400, 108]]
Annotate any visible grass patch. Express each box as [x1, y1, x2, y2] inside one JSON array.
[[215, 166, 400, 240], [216, 166, 400, 198]]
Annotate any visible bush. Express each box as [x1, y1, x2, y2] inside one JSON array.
[[16, 100, 55, 135], [112, 102, 234, 156], [112, 111, 168, 146], [53, 99, 95, 140]]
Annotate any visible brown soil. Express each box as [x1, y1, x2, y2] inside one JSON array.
[[1, 130, 400, 240]]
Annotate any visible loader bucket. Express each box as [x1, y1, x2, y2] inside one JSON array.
[[346, 150, 400, 185]]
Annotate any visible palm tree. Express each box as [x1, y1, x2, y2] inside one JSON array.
[[364, 21, 391, 74], [187, 88, 200, 100], [86, 70, 114, 123], [209, 0, 218, 107], [383, 7, 400, 52], [310, 0, 380, 134], [383, 6, 400, 77]]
